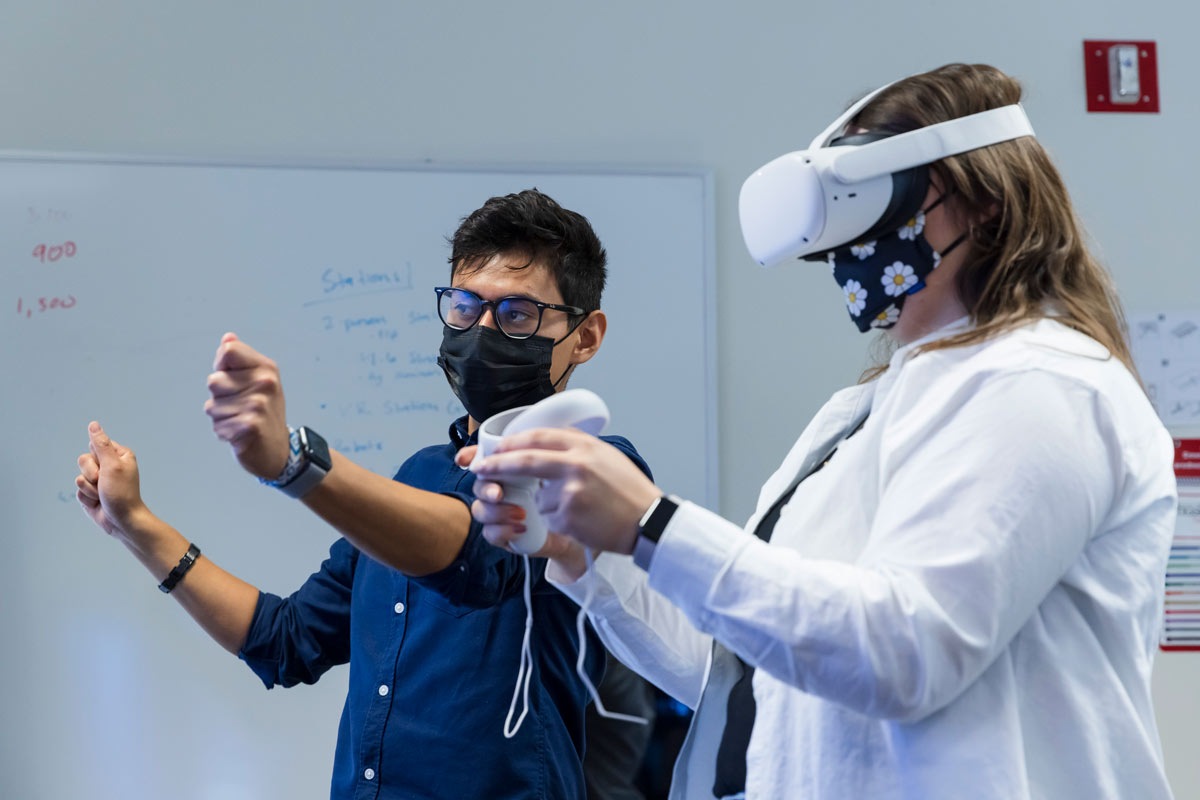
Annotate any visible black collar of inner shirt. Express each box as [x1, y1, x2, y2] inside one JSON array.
[[448, 415, 478, 450]]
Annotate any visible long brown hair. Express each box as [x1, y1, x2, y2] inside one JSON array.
[[851, 63, 1137, 381]]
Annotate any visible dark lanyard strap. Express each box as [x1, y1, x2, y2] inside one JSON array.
[[712, 413, 869, 798], [749, 412, 869, 543]]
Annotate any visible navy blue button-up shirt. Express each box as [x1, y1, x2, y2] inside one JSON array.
[[238, 416, 651, 799]]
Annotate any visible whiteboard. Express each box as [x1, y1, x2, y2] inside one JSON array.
[[0, 155, 715, 799]]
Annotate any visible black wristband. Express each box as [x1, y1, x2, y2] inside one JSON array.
[[633, 496, 680, 572], [159, 543, 201, 594], [639, 496, 679, 545]]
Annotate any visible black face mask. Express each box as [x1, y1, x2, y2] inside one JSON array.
[[437, 324, 573, 423]]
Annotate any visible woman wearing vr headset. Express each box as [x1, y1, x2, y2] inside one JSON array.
[[466, 63, 1176, 799]]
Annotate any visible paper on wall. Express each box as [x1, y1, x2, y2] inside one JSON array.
[[1129, 311, 1200, 427]]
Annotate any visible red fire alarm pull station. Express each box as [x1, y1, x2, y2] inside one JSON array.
[[1084, 40, 1159, 113]]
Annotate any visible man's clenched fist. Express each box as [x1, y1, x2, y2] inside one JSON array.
[[205, 332, 290, 480]]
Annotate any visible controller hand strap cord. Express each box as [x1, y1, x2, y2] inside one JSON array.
[[575, 547, 650, 725], [504, 549, 650, 738], [503, 554, 535, 739]]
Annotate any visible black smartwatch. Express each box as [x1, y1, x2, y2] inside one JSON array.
[[632, 495, 680, 571], [264, 426, 332, 498]]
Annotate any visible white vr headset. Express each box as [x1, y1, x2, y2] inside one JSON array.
[[738, 81, 1037, 267]]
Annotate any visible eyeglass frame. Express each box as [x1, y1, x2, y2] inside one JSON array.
[[434, 286, 587, 340]]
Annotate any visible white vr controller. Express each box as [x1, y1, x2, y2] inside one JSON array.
[[470, 389, 610, 554]]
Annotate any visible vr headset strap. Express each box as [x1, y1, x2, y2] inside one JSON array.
[[808, 81, 896, 149], [831, 105, 1036, 183]]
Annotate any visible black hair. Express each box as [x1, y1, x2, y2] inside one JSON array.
[[448, 189, 607, 313]]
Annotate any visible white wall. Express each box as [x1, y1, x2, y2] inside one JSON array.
[[3, 0, 1197, 796]]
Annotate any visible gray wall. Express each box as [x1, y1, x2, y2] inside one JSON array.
[[4, 0, 1197, 796]]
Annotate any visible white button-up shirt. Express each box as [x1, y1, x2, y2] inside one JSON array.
[[554, 318, 1177, 799]]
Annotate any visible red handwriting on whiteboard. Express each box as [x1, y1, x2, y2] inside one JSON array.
[[32, 242, 77, 263], [15, 295, 77, 318]]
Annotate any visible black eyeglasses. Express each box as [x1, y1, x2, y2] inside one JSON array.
[[434, 287, 585, 340]]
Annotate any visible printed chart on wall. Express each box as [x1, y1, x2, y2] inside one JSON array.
[[1130, 311, 1200, 651], [1164, 444, 1200, 651]]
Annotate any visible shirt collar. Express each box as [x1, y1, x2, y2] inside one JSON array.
[[448, 415, 478, 449]]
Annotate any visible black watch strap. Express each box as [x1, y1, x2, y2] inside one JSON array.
[[639, 495, 679, 544], [633, 495, 680, 571], [159, 543, 201, 593]]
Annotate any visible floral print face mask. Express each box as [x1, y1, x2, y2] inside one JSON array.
[[827, 193, 965, 333]]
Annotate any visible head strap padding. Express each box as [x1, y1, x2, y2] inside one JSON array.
[[830, 105, 1035, 183]]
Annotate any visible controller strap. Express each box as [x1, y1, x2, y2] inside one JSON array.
[[503, 554, 535, 739], [575, 548, 651, 726]]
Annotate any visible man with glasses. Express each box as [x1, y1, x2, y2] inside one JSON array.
[[73, 189, 651, 800]]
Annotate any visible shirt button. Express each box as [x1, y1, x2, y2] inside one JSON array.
[[394, 602, 405, 614], [364, 768, 375, 781], [378, 684, 389, 696]]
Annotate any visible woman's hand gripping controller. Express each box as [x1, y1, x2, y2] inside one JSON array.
[[469, 389, 609, 554]]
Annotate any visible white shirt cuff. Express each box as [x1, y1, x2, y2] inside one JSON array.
[[545, 553, 630, 617], [645, 500, 756, 630]]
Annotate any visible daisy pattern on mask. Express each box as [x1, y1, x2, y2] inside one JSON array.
[[850, 241, 876, 260], [870, 304, 900, 328], [843, 280, 867, 317], [931, 249, 941, 269], [882, 262, 918, 296], [897, 210, 925, 241]]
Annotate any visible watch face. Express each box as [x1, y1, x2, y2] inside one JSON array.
[[300, 427, 333, 471]]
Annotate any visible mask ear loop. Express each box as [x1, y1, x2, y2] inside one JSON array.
[[503, 553, 535, 738], [938, 232, 969, 259], [921, 189, 969, 259], [548, 311, 591, 389], [551, 311, 590, 346], [574, 548, 650, 726], [921, 188, 953, 215]]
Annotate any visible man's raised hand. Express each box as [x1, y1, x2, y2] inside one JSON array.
[[75, 422, 147, 539], [205, 332, 290, 481]]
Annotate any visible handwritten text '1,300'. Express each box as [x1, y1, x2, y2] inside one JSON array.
[[16, 296, 77, 318]]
